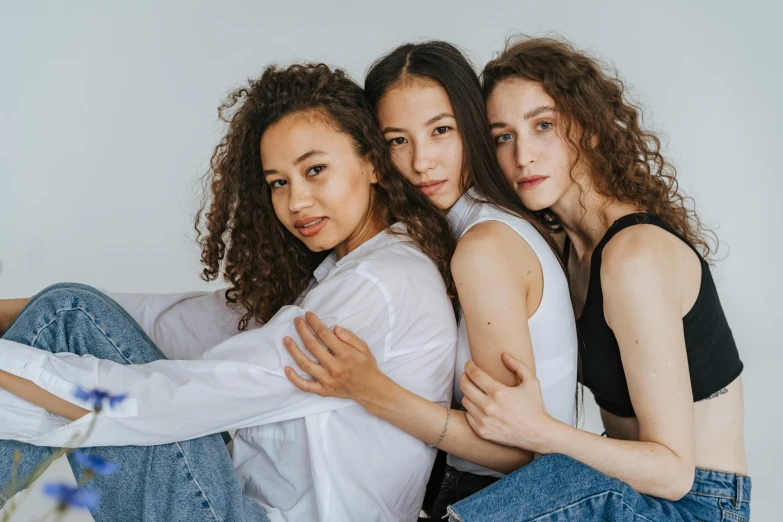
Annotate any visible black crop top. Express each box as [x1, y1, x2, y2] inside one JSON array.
[[567, 213, 743, 418]]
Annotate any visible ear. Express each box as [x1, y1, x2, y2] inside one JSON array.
[[364, 157, 379, 184]]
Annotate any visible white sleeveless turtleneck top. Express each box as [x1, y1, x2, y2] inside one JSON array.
[[446, 188, 578, 477]]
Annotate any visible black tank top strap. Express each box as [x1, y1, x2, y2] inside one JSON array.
[[562, 213, 701, 272], [597, 213, 703, 260]]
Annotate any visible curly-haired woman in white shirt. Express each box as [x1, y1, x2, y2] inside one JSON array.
[[0, 63, 459, 522]]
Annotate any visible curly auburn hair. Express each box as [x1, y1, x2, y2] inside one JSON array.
[[195, 63, 458, 330], [482, 36, 716, 258]]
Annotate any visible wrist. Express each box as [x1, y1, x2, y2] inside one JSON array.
[[359, 373, 395, 415], [533, 415, 570, 455]]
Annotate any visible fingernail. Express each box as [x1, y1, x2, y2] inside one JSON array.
[[305, 311, 313, 319], [334, 326, 342, 335]]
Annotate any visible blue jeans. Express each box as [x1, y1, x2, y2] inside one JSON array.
[[448, 453, 751, 521], [0, 283, 269, 522]]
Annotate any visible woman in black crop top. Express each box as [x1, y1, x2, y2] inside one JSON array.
[[443, 37, 751, 521]]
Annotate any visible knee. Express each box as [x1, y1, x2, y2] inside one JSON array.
[[507, 453, 614, 490], [537, 453, 583, 469], [538, 454, 625, 493], [535, 453, 603, 477], [32, 283, 108, 309], [23, 284, 114, 324], [36, 282, 103, 299]]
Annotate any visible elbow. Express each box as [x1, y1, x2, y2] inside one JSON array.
[[659, 465, 695, 501], [494, 450, 535, 475]]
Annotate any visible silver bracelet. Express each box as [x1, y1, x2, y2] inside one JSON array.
[[428, 406, 450, 448]]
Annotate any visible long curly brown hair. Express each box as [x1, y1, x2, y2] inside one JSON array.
[[195, 63, 458, 330], [482, 36, 716, 258]]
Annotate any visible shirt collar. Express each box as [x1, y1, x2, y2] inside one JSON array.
[[312, 222, 406, 283]]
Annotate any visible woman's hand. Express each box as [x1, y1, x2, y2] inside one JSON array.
[[461, 353, 559, 453], [283, 312, 390, 406]]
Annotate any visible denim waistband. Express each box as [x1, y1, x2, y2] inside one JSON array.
[[690, 467, 751, 507]]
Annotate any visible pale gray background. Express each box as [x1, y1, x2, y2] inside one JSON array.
[[1, 1, 780, 520]]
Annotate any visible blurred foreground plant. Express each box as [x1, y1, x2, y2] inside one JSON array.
[[1, 388, 126, 522]]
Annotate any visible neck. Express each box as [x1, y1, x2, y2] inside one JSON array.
[[333, 215, 386, 260], [549, 181, 638, 263]]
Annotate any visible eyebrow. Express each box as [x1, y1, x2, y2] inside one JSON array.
[[381, 112, 455, 134], [524, 105, 555, 119], [263, 149, 327, 176], [488, 106, 556, 130]]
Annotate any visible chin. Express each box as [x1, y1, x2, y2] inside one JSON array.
[[518, 192, 555, 213], [433, 191, 462, 211], [312, 238, 341, 253], [295, 236, 325, 253]]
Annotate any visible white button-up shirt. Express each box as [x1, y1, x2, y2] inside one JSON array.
[[0, 225, 458, 522]]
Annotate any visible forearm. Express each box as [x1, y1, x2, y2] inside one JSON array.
[[0, 336, 356, 447], [0, 298, 30, 334], [364, 378, 533, 474], [543, 420, 695, 500], [0, 369, 90, 421]]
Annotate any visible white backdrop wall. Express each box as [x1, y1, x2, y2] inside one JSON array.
[[1, 1, 780, 520]]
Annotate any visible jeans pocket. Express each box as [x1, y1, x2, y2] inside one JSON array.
[[719, 498, 750, 522], [722, 512, 749, 522]]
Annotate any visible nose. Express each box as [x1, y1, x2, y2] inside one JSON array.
[[412, 142, 437, 175], [515, 137, 536, 168], [287, 180, 314, 213]]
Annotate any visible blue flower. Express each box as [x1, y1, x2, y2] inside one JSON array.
[[42, 482, 99, 511], [73, 387, 127, 411], [73, 451, 121, 476]]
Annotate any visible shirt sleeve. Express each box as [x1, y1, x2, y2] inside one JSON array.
[[0, 269, 391, 448], [105, 289, 247, 360]]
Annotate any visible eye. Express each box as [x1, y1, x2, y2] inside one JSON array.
[[269, 179, 287, 189], [433, 126, 451, 136], [388, 137, 407, 146], [536, 121, 553, 132], [306, 165, 326, 176], [495, 132, 514, 144]]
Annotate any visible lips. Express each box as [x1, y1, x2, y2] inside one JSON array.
[[416, 180, 447, 196], [294, 216, 328, 237], [516, 175, 547, 190]]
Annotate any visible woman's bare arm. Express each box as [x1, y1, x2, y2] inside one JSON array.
[[460, 228, 698, 500], [283, 315, 534, 474], [0, 298, 30, 335], [0, 369, 90, 420], [0, 296, 91, 420]]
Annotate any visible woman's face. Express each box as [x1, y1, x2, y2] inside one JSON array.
[[486, 78, 578, 212], [376, 79, 464, 210], [261, 109, 379, 259]]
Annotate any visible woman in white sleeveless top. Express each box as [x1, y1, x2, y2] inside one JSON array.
[[446, 187, 577, 479], [281, 42, 578, 518]]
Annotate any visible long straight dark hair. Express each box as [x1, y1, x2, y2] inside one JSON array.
[[364, 42, 580, 430], [363, 40, 564, 267]]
